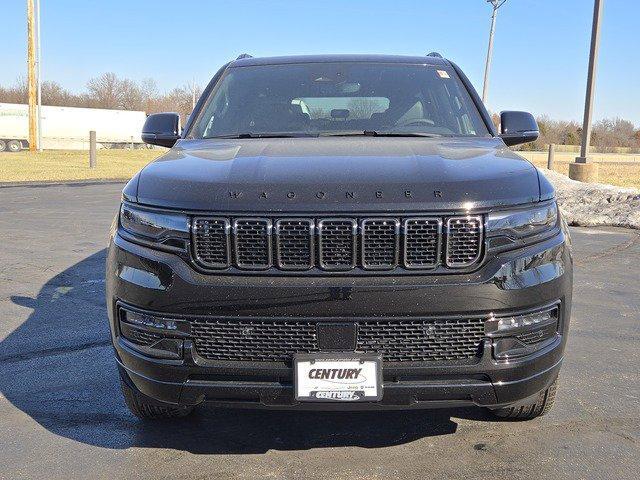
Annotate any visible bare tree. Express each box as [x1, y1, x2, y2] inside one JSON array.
[[592, 118, 638, 151], [0, 77, 28, 103], [86, 72, 127, 109], [347, 97, 382, 120]]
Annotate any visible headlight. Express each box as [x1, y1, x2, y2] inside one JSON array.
[[486, 201, 558, 250], [119, 203, 189, 251]]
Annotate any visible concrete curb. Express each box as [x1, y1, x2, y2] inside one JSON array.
[[0, 178, 128, 188]]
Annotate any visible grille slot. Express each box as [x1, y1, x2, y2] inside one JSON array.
[[361, 218, 400, 269], [317, 219, 357, 270], [446, 216, 483, 268], [275, 219, 314, 270], [192, 217, 230, 268], [404, 218, 441, 268], [233, 218, 272, 269], [191, 317, 485, 363]]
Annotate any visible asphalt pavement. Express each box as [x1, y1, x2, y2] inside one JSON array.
[[0, 183, 638, 480]]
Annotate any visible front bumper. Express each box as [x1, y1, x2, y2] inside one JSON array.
[[107, 228, 572, 410]]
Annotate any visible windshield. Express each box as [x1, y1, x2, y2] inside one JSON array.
[[188, 62, 490, 139]]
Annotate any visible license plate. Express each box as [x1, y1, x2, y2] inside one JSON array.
[[294, 354, 382, 402]]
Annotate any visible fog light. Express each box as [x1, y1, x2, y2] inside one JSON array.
[[486, 307, 559, 360], [486, 308, 557, 336], [124, 310, 183, 333], [497, 310, 554, 332], [118, 307, 190, 359]]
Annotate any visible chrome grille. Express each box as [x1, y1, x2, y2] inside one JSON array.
[[275, 219, 314, 270], [191, 317, 485, 363], [361, 218, 400, 269], [192, 217, 230, 268], [317, 219, 357, 270], [191, 214, 483, 272], [233, 218, 272, 269], [446, 216, 483, 267], [404, 218, 441, 269]]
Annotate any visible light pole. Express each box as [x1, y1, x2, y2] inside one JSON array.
[[570, 0, 604, 182], [482, 0, 508, 105], [578, 0, 604, 164]]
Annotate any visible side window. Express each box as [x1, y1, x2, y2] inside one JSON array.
[[203, 89, 229, 137], [440, 83, 477, 135], [195, 76, 232, 138]]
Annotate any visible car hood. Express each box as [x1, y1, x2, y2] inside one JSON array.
[[132, 137, 543, 212]]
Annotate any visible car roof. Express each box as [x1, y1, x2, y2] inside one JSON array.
[[230, 54, 450, 67]]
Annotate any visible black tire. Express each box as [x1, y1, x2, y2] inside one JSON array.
[[0, 140, 6, 152], [490, 378, 558, 420], [119, 376, 194, 420], [7, 140, 22, 152]]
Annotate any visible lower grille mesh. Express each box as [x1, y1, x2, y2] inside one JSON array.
[[192, 319, 317, 362], [357, 319, 485, 362], [122, 326, 163, 346], [191, 317, 485, 363]]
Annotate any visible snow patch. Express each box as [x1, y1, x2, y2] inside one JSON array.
[[538, 168, 640, 230]]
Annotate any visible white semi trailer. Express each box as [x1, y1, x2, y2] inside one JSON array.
[[0, 103, 147, 151]]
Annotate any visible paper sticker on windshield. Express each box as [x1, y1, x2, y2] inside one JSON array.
[[437, 70, 450, 79]]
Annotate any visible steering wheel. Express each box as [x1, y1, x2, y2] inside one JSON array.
[[398, 119, 435, 127]]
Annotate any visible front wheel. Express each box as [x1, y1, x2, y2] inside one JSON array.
[[0, 139, 6, 152], [119, 376, 194, 420], [489, 378, 558, 420]]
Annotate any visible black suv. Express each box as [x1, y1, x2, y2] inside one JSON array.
[[107, 54, 572, 420]]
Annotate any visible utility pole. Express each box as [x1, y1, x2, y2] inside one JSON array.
[[27, 0, 38, 151], [482, 0, 508, 105], [569, 0, 604, 182], [36, 0, 42, 151]]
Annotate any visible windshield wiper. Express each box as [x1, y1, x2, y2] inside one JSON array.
[[321, 131, 442, 138], [204, 132, 318, 139], [364, 130, 442, 137]]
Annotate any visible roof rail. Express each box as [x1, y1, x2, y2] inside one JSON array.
[[236, 53, 253, 60], [426, 52, 443, 58]]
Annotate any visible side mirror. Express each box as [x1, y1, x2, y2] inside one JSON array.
[[142, 113, 180, 148], [499, 111, 539, 147]]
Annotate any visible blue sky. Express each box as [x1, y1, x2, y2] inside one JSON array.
[[2, 0, 638, 124]]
